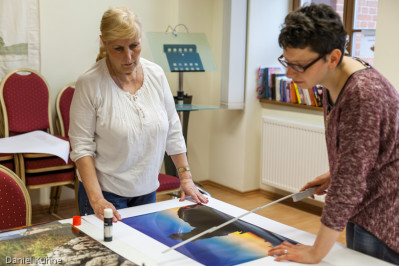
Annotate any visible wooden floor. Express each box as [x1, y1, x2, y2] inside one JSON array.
[[32, 182, 346, 245]]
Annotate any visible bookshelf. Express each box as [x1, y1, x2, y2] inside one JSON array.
[[260, 99, 323, 111]]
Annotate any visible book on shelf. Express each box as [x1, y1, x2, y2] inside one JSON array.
[[256, 66, 267, 99], [302, 88, 312, 106], [275, 76, 288, 102], [307, 88, 317, 106], [290, 82, 298, 104], [282, 78, 290, 103], [267, 68, 285, 100], [271, 73, 286, 100], [313, 86, 323, 106], [278, 77, 292, 103], [297, 86, 305, 104], [291, 82, 302, 104]]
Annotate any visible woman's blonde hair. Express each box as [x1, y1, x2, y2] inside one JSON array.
[[96, 7, 142, 62]]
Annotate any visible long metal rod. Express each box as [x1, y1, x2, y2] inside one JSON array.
[[162, 192, 296, 253]]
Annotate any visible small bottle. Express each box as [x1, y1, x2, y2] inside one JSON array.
[[104, 208, 113, 242]]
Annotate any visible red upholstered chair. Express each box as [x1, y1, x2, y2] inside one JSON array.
[[0, 165, 31, 230], [0, 68, 75, 215], [157, 173, 211, 198], [157, 173, 181, 197], [55, 83, 79, 213]]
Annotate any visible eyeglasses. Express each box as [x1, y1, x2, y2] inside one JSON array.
[[278, 54, 325, 73]]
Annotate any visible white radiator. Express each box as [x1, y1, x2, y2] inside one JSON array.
[[261, 116, 329, 201]]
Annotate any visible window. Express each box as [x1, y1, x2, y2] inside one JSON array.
[[292, 0, 378, 65]]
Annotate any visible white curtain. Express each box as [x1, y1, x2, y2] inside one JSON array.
[[0, 0, 40, 79]]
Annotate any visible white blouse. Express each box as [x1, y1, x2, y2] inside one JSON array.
[[69, 58, 186, 197]]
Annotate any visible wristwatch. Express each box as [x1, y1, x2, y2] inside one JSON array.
[[177, 166, 190, 173]]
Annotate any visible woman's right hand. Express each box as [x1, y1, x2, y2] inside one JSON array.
[[301, 172, 331, 197], [91, 198, 121, 222]]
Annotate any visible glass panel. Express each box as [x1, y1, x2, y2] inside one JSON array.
[[352, 0, 378, 64], [351, 30, 375, 65], [300, 0, 344, 21], [175, 104, 219, 111], [145, 32, 217, 73]]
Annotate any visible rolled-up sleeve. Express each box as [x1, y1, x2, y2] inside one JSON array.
[[69, 78, 97, 162]]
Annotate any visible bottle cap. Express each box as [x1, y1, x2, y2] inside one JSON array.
[[104, 208, 113, 219], [72, 216, 81, 226]]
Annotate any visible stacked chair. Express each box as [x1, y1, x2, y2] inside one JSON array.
[[0, 68, 76, 216], [55, 82, 79, 213]]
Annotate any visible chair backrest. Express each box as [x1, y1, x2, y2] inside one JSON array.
[[55, 83, 75, 137], [0, 68, 53, 137], [0, 165, 31, 230]]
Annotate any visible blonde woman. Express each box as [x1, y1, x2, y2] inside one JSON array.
[[69, 7, 208, 222]]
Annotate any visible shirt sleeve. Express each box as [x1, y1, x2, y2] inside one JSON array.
[[321, 83, 382, 231], [68, 77, 98, 162], [160, 72, 186, 155]]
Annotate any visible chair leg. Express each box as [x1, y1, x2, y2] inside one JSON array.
[[53, 186, 62, 214], [49, 186, 57, 213], [49, 186, 64, 220]]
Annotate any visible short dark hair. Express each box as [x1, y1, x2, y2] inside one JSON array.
[[278, 3, 347, 64]]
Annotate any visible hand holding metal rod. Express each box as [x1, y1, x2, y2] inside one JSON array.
[[162, 186, 318, 253]]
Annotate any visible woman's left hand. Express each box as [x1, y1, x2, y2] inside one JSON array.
[[179, 174, 209, 204], [268, 241, 323, 264]]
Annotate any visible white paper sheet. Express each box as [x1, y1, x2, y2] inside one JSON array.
[[0, 130, 70, 164]]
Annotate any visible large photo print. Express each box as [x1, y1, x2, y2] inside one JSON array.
[[123, 204, 298, 266]]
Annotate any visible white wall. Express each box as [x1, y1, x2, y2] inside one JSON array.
[[374, 0, 399, 90]]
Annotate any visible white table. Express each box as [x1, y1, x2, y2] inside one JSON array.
[[68, 197, 392, 266]]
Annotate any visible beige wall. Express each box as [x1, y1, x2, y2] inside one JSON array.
[[374, 0, 399, 90]]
